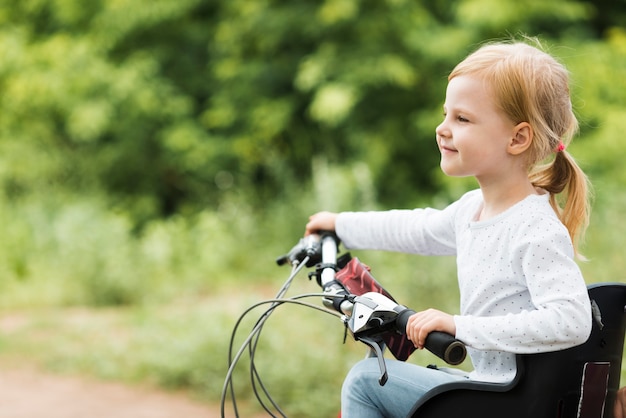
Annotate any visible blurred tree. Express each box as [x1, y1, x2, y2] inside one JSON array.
[[201, 0, 597, 206], [0, 0, 212, 222], [563, 28, 626, 185], [0, 0, 623, 223], [587, 0, 626, 37]]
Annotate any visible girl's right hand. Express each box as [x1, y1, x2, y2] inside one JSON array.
[[305, 211, 338, 236]]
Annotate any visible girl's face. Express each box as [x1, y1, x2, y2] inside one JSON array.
[[435, 75, 517, 182]]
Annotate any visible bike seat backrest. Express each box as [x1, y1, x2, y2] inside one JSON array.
[[408, 282, 626, 418]]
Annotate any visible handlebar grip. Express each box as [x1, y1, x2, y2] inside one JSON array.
[[395, 308, 416, 331], [395, 308, 467, 366], [425, 331, 466, 365]]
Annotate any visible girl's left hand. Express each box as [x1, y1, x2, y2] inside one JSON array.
[[405, 309, 456, 349]]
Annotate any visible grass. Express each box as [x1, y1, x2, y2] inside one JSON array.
[[0, 170, 624, 416]]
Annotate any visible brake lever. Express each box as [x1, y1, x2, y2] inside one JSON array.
[[275, 234, 322, 267], [356, 336, 388, 386]]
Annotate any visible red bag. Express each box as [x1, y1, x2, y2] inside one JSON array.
[[335, 256, 417, 361]]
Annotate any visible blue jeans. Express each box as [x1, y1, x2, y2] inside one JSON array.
[[341, 358, 467, 418]]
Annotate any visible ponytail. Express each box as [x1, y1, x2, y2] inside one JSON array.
[[529, 151, 591, 258]]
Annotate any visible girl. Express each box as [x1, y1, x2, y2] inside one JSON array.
[[305, 39, 593, 418]]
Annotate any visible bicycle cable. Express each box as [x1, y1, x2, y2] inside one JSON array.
[[220, 257, 344, 417], [221, 294, 343, 417], [223, 257, 306, 417]]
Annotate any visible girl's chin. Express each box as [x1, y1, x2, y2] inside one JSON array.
[[439, 163, 470, 178]]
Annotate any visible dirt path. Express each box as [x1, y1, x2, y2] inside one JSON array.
[[0, 366, 222, 418], [0, 304, 270, 417]]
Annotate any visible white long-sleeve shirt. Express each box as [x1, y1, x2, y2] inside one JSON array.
[[335, 189, 592, 383]]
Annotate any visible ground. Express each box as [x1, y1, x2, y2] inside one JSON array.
[[0, 300, 280, 418], [0, 365, 221, 418]]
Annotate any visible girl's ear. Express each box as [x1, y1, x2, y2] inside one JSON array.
[[508, 122, 533, 155]]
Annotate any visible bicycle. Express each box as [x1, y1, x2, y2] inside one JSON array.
[[220, 232, 466, 417]]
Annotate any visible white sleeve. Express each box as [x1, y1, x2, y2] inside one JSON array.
[[335, 204, 460, 256]]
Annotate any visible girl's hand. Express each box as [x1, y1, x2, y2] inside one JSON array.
[[305, 211, 338, 236], [406, 309, 456, 349]]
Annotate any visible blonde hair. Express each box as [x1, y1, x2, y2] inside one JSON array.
[[449, 39, 591, 256]]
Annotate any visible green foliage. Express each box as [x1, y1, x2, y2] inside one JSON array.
[[1, 0, 624, 217], [0, 0, 212, 222], [562, 29, 626, 185], [0, 195, 269, 307], [0, 157, 380, 308]]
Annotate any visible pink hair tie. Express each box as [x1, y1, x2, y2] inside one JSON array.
[[556, 141, 566, 153]]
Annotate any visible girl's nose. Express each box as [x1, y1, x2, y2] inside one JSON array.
[[436, 120, 449, 139]]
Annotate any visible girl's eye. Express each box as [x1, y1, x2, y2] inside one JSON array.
[[442, 111, 469, 123]]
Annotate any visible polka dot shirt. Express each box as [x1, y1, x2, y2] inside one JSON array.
[[336, 189, 592, 383]]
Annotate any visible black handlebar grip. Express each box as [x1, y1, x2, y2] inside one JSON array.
[[395, 308, 416, 331], [424, 331, 466, 365], [395, 307, 467, 366]]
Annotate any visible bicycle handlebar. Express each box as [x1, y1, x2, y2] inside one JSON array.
[[282, 232, 467, 367], [275, 234, 324, 267], [346, 291, 466, 366], [224, 232, 467, 416]]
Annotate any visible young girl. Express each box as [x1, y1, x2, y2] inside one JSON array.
[[305, 39, 593, 418]]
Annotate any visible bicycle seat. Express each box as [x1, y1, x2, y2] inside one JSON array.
[[407, 282, 626, 418]]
